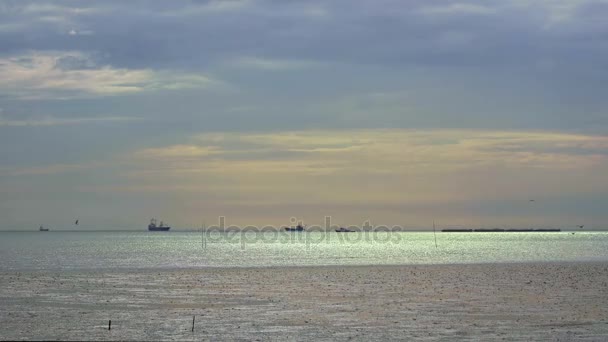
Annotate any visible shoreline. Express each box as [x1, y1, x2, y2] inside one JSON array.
[[1, 262, 607, 340]]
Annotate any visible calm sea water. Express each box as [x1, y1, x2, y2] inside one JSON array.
[[0, 231, 607, 271]]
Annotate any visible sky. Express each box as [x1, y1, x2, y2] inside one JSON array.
[[1, 0, 607, 230]]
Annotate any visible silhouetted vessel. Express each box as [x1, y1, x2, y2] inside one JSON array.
[[335, 227, 355, 232], [284, 224, 305, 232], [148, 219, 170, 231], [39, 225, 49, 232]]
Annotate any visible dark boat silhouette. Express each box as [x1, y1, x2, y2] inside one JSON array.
[[284, 224, 305, 231], [148, 219, 170, 231]]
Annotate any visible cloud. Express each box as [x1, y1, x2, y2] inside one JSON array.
[[67, 28, 94, 36], [1, 1, 607, 229], [0, 52, 218, 99], [1, 0, 606, 75], [164, 0, 253, 16], [85, 128, 604, 228], [226, 56, 323, 71], [416, 3, 497, 16], [1, 161, 102, 176], [511, 0, 590, 24], [127, 129, 608, 182], [0, 115, 139, 127], [136, 145, 219, 159], [4, 128, 608, 227]]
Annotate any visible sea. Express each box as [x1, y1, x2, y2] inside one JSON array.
[[2, 230, 608, 340], [1, 230, 607, 271]]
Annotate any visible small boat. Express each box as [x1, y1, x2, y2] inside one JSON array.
[[39, 225, 49, 232], [335, 227, 355, 232], [284, 224, 305, 232], [148, 218, 170, 231]]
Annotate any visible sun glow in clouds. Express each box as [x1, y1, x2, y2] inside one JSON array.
[[1, 0, 607, 229]]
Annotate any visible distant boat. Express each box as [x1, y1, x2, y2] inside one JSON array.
[[335, 227, 354, 232], [148, 218, 170, 231], [39, 225, 49, 232], [284, 224, 305, 232]]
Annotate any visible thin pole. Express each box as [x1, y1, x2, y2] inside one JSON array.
[[201, 221, 207, 250], [192, 315, 195, 332], [433, 220, 438, 248], [108, 320, 111, 330]]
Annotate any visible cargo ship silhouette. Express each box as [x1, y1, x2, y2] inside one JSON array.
[[148, 219, 170, 231]]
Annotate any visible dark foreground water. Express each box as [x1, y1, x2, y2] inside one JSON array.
[[1, 231, 607, 271]]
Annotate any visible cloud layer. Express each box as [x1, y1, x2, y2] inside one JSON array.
[[1, 1, 607, 229], [0, 52, 216, 99]]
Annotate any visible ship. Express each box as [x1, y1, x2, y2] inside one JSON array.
[[335, 227, 355, 232], [148, 218, 170, 231], [39, 225, 49, 232], [284, 223, 305, 232]]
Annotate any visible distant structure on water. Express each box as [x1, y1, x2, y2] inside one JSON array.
[[442, 228, 561, 232], [39, 225, 49, 232], [284, 223, 305, 232], [148, 219, 170, 231]]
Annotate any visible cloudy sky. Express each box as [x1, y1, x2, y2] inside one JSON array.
[[1, 0, 607, 230]]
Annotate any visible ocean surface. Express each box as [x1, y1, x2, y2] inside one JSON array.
[[1, 231, 607, 271]]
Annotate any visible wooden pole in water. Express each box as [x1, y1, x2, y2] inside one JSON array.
[[192, 315, 195, 332], [108, 320, 111, 330], [433, 220, 438, 248]]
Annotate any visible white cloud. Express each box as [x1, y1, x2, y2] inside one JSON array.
[[21, 3, 106, 16], [0, 52, 218, 99], [68, 28, 94, 36]]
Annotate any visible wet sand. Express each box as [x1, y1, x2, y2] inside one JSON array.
[[1, 263, 607, 340]]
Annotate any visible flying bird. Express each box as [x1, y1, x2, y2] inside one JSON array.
[[529, 199, 535, 202], [578, 225, 584, 229]]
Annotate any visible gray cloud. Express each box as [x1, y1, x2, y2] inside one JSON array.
[[1, 1, 608, 229], [0, 1, 605, 69]]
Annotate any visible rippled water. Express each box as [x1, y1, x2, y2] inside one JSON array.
[[1, 231, 607, 271]]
